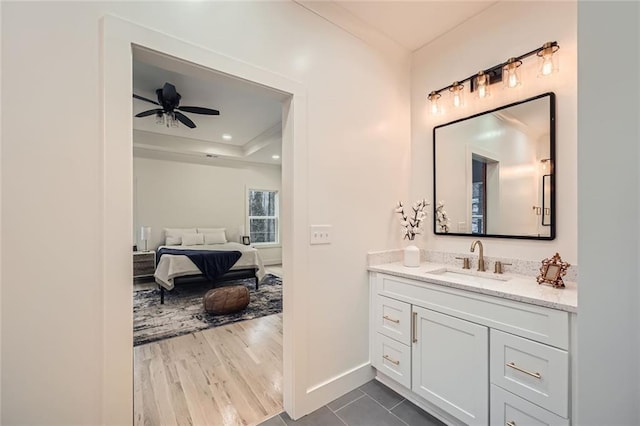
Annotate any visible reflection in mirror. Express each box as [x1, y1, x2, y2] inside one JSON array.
[[433, 92, 555, 240]]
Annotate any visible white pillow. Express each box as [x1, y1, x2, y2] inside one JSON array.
[[203, 230, 227, 244], [164, 228, 197, 245], [181, 233, 204, 246], [197, 227, 226, 234], [198, 228, 227, 243]]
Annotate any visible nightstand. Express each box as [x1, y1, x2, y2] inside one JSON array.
[[133, 251, 156, 279]]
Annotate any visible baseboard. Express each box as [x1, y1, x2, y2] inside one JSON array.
[[263, 259, 282, 266], [299, 362, 375, 418]]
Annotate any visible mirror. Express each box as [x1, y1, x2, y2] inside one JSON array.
[[433, 92, 555, 240]]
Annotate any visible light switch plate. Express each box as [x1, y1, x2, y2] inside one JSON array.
[[310, 225, 332, 245]]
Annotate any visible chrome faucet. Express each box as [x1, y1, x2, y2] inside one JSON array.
[[470, 240, 486, 272]]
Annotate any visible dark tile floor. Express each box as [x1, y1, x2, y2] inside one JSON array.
[[258, 379, 445, 426]]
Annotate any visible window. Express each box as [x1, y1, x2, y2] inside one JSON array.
[[247, 189, 279, 244]]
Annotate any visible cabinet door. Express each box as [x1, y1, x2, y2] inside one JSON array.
[[412, 306, 488, 426]]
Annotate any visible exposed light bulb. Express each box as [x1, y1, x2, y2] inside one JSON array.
[[475, 71, 490, 99], [537, 42, 559, 77], [449, 82, 464, 108], [503, 58, 522, 89], [541, 54, 554, 76], [428, 91, 441, 115]]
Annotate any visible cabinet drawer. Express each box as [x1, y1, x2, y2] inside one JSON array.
[[376, 273, 569, 349], [491, 329, 568, 418], [491, 384, 568, 426], [375, 295, 412, 345], [373, 333, 411, 388], [134, 263, 155, 276]]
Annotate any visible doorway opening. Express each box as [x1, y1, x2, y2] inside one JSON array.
[[131, 46, 287, 425]]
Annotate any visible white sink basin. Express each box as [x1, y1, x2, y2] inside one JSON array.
[[425, 267, 510, 285]]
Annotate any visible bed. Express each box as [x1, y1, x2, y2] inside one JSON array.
[[153, 227, 266, 303]]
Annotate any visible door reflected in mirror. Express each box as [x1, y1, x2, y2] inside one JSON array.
[[433, 92, 555, 240]]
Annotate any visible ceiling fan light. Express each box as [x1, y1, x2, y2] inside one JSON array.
[[155, 112, 164, 125]]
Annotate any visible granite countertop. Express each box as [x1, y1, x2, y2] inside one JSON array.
[[368, 261, 577, 313]]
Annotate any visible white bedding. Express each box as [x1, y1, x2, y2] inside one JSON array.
[[154, 242, 266, 290]]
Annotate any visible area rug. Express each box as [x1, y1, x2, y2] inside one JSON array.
[[133, 274, 282, 346]]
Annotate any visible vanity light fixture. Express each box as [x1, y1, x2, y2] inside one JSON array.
[[503, 57, 522, 88], [474, 71, 490, 99], [540, 158, 551, 172], [427, 91, 442, 115], [427, 41, 560, 115], [449, 81, 465, 108], [537, 41, 560, 77]]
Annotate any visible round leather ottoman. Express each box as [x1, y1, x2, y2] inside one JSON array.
[[203, 285, 250, 315]]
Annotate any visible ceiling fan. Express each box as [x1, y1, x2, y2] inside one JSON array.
[[133, 82, 220, 129]]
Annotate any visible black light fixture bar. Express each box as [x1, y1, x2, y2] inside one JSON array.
[[429, 41, 559, 96]]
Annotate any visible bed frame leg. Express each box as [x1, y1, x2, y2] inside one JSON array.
[[160, 286, 165, 304]]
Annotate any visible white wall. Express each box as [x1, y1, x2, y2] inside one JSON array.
[[411, 1, 577, 263], [1, 1, 410, 423], [134, 156, 282, 264], [577, 2, 640, 425]]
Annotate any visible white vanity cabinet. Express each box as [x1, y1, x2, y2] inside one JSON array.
[[412, 306, 489, 425], [369, 271, 576, 426]]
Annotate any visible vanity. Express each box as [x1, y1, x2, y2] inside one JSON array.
[[368, 260, 577, 426], [377, 76, 577, 424]]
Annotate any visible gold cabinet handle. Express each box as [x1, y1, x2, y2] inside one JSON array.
[[506, 362, 542, 379], [412, 312, 418, 343], [383, 315, 400, 324], [382, 355, 399, 365], [506, 421, 516, 426]]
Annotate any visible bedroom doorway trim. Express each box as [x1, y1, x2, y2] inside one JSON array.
[[101, 15, 309, 424]]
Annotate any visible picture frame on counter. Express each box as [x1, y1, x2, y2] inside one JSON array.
[[537, 252, 570, 288]]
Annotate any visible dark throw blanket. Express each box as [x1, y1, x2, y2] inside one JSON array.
[[157, 248, 242, 282]]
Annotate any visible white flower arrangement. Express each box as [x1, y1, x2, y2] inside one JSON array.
[[436, 200, 450, 233], [395, 199, 429, 241]]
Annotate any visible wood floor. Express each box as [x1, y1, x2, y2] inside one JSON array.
[[134, 313, 283, 426]]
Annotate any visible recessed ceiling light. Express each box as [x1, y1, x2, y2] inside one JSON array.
[[222, 134, 232, 140], [272, 155, 280, 160]]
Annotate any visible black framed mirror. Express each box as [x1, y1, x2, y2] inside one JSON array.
[[433, 92, 555, 240]]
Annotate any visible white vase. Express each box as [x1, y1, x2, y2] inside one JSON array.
[[403, 244, 420, 267]]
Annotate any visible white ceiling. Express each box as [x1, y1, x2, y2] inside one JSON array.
[[132, 2, 499, 166], [132, 48, 286, 166], [331, 1, 498, 51]]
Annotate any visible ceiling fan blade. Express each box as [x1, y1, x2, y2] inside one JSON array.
[[135, 108, 163, 118], [133, 94, 160, 105], [177, 106, 220, 115], [174, 111, 196, 128]]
